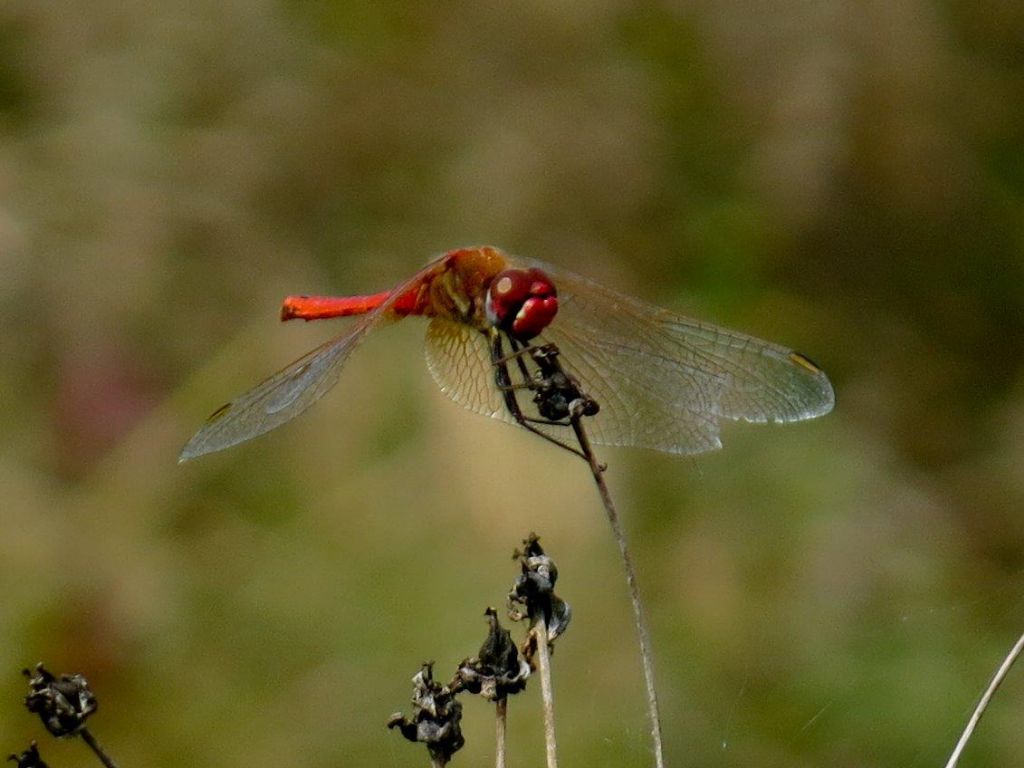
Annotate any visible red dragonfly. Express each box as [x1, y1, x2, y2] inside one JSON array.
[[179, 246, 834, 462]]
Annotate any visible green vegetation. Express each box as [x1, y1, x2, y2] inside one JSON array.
[[1, 1, 1023, 766]]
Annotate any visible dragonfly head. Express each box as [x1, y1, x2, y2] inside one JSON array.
[[485, 268, 558, 340]]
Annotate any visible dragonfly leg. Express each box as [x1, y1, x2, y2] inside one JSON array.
[[489, 332, 589, 461], [490, 334, 604, 460]]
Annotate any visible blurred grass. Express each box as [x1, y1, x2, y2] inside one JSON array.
[[2, 1, 1024, 766]]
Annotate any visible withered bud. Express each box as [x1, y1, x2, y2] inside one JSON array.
[[387, 663, 463, 766], [456, 608, 529, 700], [509, 534, 572, 643], [23, 664, 97, 738], [7, 742, 47, 768]]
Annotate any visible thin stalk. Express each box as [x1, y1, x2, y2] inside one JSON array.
[[495, 697, 508, 768], [571, 408, 666, 768], [80, 729, 119, 768], [944, 629, 1024, 768], [533, 620, 559, 768]]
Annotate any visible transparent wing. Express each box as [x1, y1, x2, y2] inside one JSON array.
[[178, 255, 453, 462], [178, 322, 381, 462], [423, 312, 729, 453], [424, 318, 514, 425], [423, 318, 588, 450], [421, 263, 833, 456], [525, 260, 835, 455]]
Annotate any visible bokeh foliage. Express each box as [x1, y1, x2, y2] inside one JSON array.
[[1, 1, 1024, 766]]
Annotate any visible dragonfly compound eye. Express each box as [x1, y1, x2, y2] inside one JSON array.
[[485, 268, 558, 340]]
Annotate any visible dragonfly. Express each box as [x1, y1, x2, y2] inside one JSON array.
[[179, 245, 834, 462]]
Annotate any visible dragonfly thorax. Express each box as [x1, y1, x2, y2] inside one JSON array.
[[485, 268, 558, 340]]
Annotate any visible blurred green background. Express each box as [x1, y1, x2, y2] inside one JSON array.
[[2, 1, 1024, 766]]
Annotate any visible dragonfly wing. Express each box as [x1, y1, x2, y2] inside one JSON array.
[[179, 256, 462, 462], [179, 321, 382, 462], [423, 318, 519, 428], [527, 261, 835, 455], [538, 320, 729, 455]]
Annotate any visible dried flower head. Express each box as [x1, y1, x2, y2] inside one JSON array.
[[7, 742, 47, 768], [387, 663, 464, 766], [23, 664, 97, 738], [456, 608, 530, 701], [509, 534, 572, 643]]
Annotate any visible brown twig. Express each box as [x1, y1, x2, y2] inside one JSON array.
[[944, 628, 1024, 768], [495, 696, 508, 768], [532, 619, 559, 768], [509, 342, 664, 766], [570, 402, 666, 768], [79, 729, 119, 768]]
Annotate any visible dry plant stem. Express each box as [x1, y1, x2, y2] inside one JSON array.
[[495, 697, 508, 768], [944, 628, 1024, 768], [80, 729, 119, 768], [533, 620, 559, 768], [571, 409, 666, 768]]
